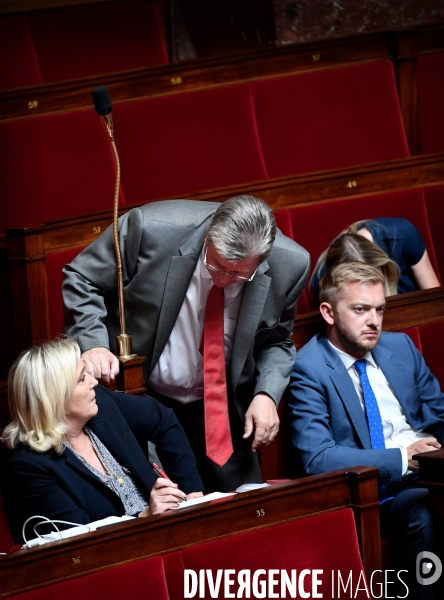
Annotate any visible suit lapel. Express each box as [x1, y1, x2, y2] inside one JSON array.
[[150, 225, 207, 371], [68, 417, 154, 498], [372, 343, 411, 416], [230, 261, 270, 392], [63, 448, 105, 484], [319, 338, 371, 449]]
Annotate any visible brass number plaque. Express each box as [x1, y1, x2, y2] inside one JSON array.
[[72, 557, 81, 565], [312, 54, 321, 62], [347, 181, 357, 188], [28, 101, 38, 109], [93, 226, 101, 234], [256, 508, 265, 517], [171, 76, 183, 85]]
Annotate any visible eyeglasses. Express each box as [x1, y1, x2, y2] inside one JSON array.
[[204, 245, 258, 282]]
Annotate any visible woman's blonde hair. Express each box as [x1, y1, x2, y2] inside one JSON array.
[[311, 221, 400, 296], [2, 339, 81, 454]]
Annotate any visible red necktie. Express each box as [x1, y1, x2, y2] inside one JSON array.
[[203, 285, 234, 466]]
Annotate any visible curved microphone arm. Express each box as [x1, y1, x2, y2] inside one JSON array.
[[92, 87, 133, 358]]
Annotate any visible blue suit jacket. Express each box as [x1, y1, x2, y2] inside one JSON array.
[[4, 386, 203, 543], [288, 332, 444, 482]]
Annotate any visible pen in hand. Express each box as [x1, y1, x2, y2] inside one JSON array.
[[152, 462, 187, 502]]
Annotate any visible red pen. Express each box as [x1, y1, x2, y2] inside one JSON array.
[[152, 463, 187, 502], [152, 462, 169, 480]]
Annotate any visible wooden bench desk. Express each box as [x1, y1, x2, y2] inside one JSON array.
[[0, 467, 381, 598]]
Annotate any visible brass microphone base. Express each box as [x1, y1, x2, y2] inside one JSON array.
[[116, 334, 136, 360]]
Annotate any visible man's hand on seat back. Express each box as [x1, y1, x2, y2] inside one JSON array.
[[82, 347, 120, 385]]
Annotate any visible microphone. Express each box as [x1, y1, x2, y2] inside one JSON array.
[[92, 86, 114, 140], [92, 86, 112, 115]]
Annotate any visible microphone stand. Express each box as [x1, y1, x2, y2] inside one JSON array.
[[100, 112, 133, 359], [92, 87, 146, 396]]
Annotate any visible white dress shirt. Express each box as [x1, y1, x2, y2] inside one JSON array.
[[148, 246, 244, 403], [329, 341, 430, 475]]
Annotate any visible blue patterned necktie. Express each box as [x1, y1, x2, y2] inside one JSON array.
[[354, 359, 392, 503]]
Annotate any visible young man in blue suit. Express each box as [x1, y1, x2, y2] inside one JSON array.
[[289, 261, 444, 600]]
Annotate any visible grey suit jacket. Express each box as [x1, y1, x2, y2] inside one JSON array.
[[288, 332, 444, 481], [63, 200, 310, 421]]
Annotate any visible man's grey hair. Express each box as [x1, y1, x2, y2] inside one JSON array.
[[206, 195, 276, 263]]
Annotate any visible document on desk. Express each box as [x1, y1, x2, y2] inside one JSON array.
[[177, 492, 236, 508], [24, 515, 136, 548], [235, 483, 269, 493]]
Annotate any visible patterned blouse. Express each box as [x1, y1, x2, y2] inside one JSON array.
[[65, 428, 148, 516]]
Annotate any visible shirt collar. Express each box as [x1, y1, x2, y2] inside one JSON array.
[[327, 339, 376, 370]]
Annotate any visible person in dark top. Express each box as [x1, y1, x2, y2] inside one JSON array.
[[311, 217, 440, 299], [2, 339, 203, 543]]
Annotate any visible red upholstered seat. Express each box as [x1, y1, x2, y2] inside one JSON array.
[[0, 111, 125, 236], [400, 327, 422, 353], [28, 1, 167, 83], [0, 441, 14, 554], [46, 247, 86, 339], [0, 495, 13, 554], [415, 321, 444, 390], [115, 85, 267, 205], [417, 52, 444, 154], [251, 61, 409, 178], [424, 185, 444, 279], [273, 208, 294, 240], [11, 555, 170, 600], [164, 508, 368, 600], [0, 16, 42, 91], [273, 207, 310, 312], [288, 188, 440, 311], [399, 323, 443, 392]]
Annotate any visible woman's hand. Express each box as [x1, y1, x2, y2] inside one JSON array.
[[138, 477, 187, 517]]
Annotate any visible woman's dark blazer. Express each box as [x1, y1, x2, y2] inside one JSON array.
[[3, 385, 203, 543]]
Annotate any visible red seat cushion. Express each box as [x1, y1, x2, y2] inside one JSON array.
[[252, 61, 409, 178], [12, 555, 169, 600], [273, 209, 312, 313], [46, 246, 86, 338], [164, 508, 368, 600], [0, 16, 42, 91], [417, 52, 444, 154], [400, 327, 422, 353], [416, 321, 444, 391], [116, 84, 267, 205], [0, 111, 125, 236], [273, 208, 294, 239], [424, 185, 444, 281], [0, 493, 13, 554], [0, 441, 14, 554], [29, 1, 167, 83], [0, 494, 13, 554]]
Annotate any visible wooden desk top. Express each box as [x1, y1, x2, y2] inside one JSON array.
[[0, 467, 380, 598]]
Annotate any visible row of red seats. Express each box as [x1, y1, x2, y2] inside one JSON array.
[[0, 1, 167, 91], [0, 60, 409, 236]]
